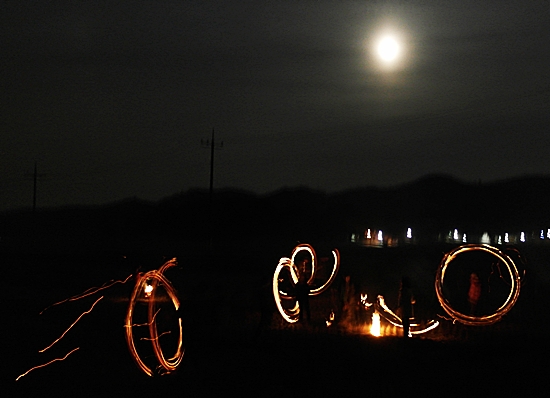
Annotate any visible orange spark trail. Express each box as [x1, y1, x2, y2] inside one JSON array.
[[125, 308, 161, 328], [141, 331, 172, 341], [40, 274, 133, 314], [16, 347, 80, 381], [39, 296, 104, 353]]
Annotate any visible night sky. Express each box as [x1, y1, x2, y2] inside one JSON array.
[[2, 1, 549, 211]]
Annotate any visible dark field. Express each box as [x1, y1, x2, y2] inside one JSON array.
[[7, 243, 550, 397]]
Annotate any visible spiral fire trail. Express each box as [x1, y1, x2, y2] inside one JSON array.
[[273, 244, 340, 323], [124, 258, 184, 376]]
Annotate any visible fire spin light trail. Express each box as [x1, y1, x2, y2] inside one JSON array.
[[360, 293, 439, 336], [435, 244, 521, 326], [17, 275, 134, 381], [125, 258, 184, 377], [39, 296, 104, 353], [39, 275, 133, 314], [373, 295, 439, 336], [273, 244, 340, 323], [16, 348, 80, 381]]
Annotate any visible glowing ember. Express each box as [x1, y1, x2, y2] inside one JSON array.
[[125, 258, 184, 377], [144, 283, 153, 298], [326, 311, 335, 327], [435, 244, 521, 326], [273, 244, 340, 323]]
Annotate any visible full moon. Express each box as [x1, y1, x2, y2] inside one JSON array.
[[377, 36, 400, 62]]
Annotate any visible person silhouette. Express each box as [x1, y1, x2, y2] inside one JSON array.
[[398, 277, 415, 338], [295, 273, 311, 323], [468, 272, 482, 315]]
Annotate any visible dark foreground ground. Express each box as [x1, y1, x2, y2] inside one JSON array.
[[6, 244, 550, 397]]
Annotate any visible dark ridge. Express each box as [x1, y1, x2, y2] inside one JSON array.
[[1, 175, 549, 255]]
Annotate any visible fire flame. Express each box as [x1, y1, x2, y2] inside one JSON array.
[[326, 311, 335, 327], [370, 311, 381, 337], [144, 283, 153, 298]]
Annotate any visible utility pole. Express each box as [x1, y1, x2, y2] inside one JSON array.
[[27, 161, 46, 254], [33, 162, 37, 214], [201, 128, 223, 251], [27, 162, 46, 213]]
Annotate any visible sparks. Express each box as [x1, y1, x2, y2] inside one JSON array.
[[125, 308, 161, 328], [40, 274, 133, 314], [39, 296, 104, 353], [16, 347, 80, 381], [140, 331, 172, 341]]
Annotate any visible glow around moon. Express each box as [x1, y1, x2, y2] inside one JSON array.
[[367, 27, 410, 73]]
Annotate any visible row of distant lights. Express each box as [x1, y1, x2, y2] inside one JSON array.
[[361, 227, 422, 242], [356, 228, 550, 244], [450, 229, 550, 244]]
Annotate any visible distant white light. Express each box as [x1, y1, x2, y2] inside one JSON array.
[[520, 232, 526, 243], [547, 229, 550, 239], [504, 233, 509, 243], [481, 232, 491, 244], [541, 230, 545, 240], [498, 235, 502, 245], [406, 228, 412, 239], [453, 229, 459, 241], [378, 230, 383, 241], [366, 229, 372, 239], [462, 233, 467, 243]]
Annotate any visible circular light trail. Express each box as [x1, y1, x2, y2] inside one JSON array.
[[435, 244, 521, 326], [273, 244, 340, 323], [125, 258, 184, 376]]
